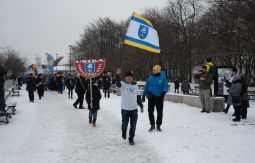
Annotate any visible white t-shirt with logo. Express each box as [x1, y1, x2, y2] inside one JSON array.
[[120, 81, 140, 111]]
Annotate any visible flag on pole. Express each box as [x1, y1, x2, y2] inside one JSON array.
[[46, 53, 54, 73], [34, 53, 42, 65], [124, 12, 160, 53]]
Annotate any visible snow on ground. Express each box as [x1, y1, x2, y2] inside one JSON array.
[[0, 86, 255, 163]]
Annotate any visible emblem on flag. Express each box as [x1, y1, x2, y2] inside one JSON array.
[[138, 25, 149, 39]]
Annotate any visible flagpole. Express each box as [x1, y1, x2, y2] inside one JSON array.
[[119, 42, 125, 67]]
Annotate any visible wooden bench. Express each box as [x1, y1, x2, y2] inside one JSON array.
[[12, 88, 20, 96], [6, 102, 17, 115]]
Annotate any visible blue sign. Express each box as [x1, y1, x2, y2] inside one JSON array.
[[84, 62, 95, 74], [138, 25, 149, 39]]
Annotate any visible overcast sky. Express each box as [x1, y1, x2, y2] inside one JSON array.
[[0, 0, 166, 64]]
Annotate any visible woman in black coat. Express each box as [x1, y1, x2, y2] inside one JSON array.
[[86, 80, 101, 127]]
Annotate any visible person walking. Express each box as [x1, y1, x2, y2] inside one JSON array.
[[0, 64, 7, 112], [174, 79, 180, 94], [66, 75, 76, 99], [116, 68, 144, 145], [86, 79, 101, 127], [181, 78, 191, 94], [142, 65, 169, 132], [102, 73, 111, 98], [197, 66, 213, 113], [26, 73, 36, 102], [73, 75, 87, 109], [56, 73, 64, 94], [36, 74, 45, 100]]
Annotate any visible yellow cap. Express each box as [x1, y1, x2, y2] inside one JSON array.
[[152, 65, 161, 74]]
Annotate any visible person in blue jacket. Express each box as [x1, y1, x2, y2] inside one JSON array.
[[142, 65, 169, 132]]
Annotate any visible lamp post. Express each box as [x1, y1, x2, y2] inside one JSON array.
[[69, 46, 72, 74]]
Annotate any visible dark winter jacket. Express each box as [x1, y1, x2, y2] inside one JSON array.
[[66, 78, 76, 90], [55, 75, 63, 85], [174, 80, 180, 88], [240, 74, 250, 108], [0, 65, 6, 87], [75, 76, 87, 94], [26, 77, 36, 92], [36, 77, 45, 91], [181, 80, 191, 93], [228, 75, 242, 106], [0, 66, 6, 100], [197, 72, 213, 90], [102, 76, 111, 89], [86, 84, 101, 111]]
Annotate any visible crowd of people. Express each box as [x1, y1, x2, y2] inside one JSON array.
[[0, 58, 252, 145]]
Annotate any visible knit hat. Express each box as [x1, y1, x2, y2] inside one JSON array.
[[125, 71, 133, 77], [152, 65, 161, 74]]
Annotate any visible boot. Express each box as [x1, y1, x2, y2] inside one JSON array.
[[128, 137, 135, 145], [89, 117, 92, 124], [92, 119, 96, 127], [156, 125, 162, 132], [201, 109, 206, 113], [122, 129, 127, 140], [149, 125, 155, 132], [232, 118, 241, 122]]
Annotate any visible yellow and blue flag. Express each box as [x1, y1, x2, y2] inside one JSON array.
[[124, 12, 160, 53]]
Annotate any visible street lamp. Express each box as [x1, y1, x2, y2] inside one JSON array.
[[69, 45, 72, 74]]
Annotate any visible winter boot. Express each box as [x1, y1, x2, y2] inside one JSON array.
[[149, 125, 155, 132], [89, 117, 92, 124], [156, 125, 162, 132], [128, 137, 135, 145], [92, 119, 96, 127], [232, 118, 241, 122], [122, 129, 127, 140], [201, 109, 206, 113], [73, 104, 77, 109]]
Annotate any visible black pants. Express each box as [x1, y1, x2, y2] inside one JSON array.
[[37, 87, 44, 99], [28, 91, 34, 102], [121, 109, 138, 138], [104, 88, 110, 98], [241, 107, 247, 118], [233, 105, 241, 120], [73, 92, 84, 108], [148, 95, 164, 126], [68, 88, 73, 98]]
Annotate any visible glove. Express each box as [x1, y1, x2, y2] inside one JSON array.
[[160, 91, 166, 98], [141, 96, 146, 103]]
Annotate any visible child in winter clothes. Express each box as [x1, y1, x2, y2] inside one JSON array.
[[86, 80, 102, 127]]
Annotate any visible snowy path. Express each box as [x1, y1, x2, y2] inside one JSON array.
[[0, 86, 255, 163], [0, 88, 159, 163]]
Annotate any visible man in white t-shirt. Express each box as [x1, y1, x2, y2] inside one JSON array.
[[115, 68, 144, 145]]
